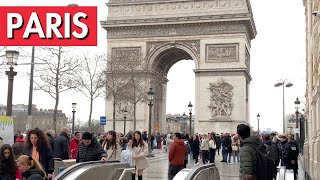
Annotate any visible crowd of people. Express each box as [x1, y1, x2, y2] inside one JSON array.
[[0, 124, 300, 180]]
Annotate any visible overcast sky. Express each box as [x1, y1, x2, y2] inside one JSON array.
[[0, 0, 306, 133]]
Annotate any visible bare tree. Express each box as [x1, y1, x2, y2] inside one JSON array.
[[33, 46, 81, 132], [74, 53, 106, 130], [120, 64, 147, 132], [105, 56, 128, 131]]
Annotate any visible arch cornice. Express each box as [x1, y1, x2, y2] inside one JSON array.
[[145, 41, 200, 72]]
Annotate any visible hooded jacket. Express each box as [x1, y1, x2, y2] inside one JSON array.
[[54, 132, 69, 160], [239, 135, 261, 179], [169, 139, 187, 166]]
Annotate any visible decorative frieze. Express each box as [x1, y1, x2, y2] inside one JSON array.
[[206, 44, 239, 62], [112, 47, 141, 62], [107, 24, 248, 39], [108, 0, 247, 18]]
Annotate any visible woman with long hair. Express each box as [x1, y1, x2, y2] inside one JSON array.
[[191, 134, 200, 165], [0, 144, 22, 180], [208, 133, 217, 163], [23, 128, 54, 179], [17, 155, 46, 180], [129, 131, 149, 180], [102, 130, 121, 161]]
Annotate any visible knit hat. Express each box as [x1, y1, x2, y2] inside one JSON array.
[[82, 132, 93, 140]]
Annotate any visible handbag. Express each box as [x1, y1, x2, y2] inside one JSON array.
[[232, 145, 239, 151], [120, 149, 134, 166]]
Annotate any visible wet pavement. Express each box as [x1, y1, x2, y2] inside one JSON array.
[[144, 149, 240, 180]]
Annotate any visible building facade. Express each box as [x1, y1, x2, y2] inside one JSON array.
[[0, 104, 68, 133], [302, 0, 320, 179]]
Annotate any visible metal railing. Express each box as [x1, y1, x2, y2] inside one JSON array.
[[173, 163, 220, 180]]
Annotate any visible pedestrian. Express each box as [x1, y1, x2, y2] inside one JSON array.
[[76, 131, 107, 163], [22, 129, 54, 179], [54, 127, 69, 160], [279, 135, 288, 166], [16, 155, 46, 180], [46, 130, 55, 151], [12, 134, 25, 160], [166, 134, 173, 153], [208, 133, 217, 163], [129, 131, 149, 180], [284, 134, 299, 179], [69, 132, 81, 159], [191, 134, 200, 165], [216, 134, 221, 155], [263, 134, 279, 179], [183, 136, 191, 168], [102, 130, 121, 161], [237, 124, 260, 179], [168, 133, 187, 180], [0, 144, 22, 180], [231, 135, 240, 164], [200, 134, 209, 164]]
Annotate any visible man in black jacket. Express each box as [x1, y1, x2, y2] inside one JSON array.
[[284, 134, 299, 179], [54, 127, 70, 160], [76, 132, 107, 163]]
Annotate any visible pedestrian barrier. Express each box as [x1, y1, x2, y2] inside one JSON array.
[[53, 161, 132, 180], [173, 163, 220, 180]]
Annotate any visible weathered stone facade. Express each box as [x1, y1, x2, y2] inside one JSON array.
[[302, 1, 320, 179], [101, 0, 256, 134]]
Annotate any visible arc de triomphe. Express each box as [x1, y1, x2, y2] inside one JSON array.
[[101, 0, 256, 134]]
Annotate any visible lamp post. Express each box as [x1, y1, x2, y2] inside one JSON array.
[[274, 80, 293, 134], [188, 102, 193, 134], [257, 113, 260, 133], [294, 97, 300, 140], [147, 88, 155, 157], [5, 50, 19, 116], [71, 103, 77, 135], [123, 107, 127, 135]]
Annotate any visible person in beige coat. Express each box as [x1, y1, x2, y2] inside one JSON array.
[[102, 130, 121, 161], [128, 131, 149, 180]]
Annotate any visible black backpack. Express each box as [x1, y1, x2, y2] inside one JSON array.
[[246, 144, 275, 180]]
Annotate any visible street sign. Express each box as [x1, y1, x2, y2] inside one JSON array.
[[100, 116, 106, 125]]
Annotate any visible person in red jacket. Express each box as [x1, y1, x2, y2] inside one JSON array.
[[69, 132, 81, 159], [168, 132, 187, 180]]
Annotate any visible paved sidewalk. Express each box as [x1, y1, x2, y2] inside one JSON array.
[[145, 149, 240, 180]]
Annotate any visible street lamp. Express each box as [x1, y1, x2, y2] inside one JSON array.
[[123, 107, 127, 135], [71, 103, 77, 135], [274, 79, 293, 134], [294, 97, 300, 140], [188, 102, 193, 134], [257, 113, 260, 133], [5, 50, 19, 116], [147, 88, 155, 157]]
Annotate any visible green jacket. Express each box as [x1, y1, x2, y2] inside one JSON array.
[[239, 135, 261, 179]]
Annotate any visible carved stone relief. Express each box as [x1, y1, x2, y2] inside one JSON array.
[[208, 80, 234, 117], [112, 47, 141, 63], [206, 44, 239, 62], [107, 24, 248, 39]]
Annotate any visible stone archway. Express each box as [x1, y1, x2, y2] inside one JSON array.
[[101, 0, 256, 134]]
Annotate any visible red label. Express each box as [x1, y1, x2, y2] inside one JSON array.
[[0, 6, 97, 46]]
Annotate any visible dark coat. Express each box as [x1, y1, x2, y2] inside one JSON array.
[[239, 135, 261, 179], [222, 136, 232, 152], [22, 145, 54, 174], [76, 139, 107, 163], [54, 132, 69, 160], [12, 139, 25, 160], [191, 138, 200, 154], [22, 168, 45, 180], [284, 141, 299, 169], [47, 135, 54, 152], [0, 171, 15, 180]]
